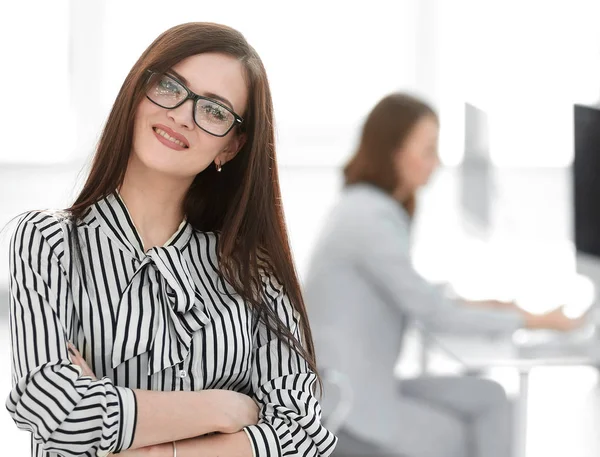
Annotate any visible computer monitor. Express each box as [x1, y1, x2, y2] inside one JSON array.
[[574, 104, 600, 258], [573, 104, 600, 298]]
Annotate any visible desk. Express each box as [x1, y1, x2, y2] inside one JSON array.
[[425, 330, 600, 457]]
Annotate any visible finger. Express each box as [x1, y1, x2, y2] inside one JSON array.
[[67, 344, 77, 358], [68, 344, 89, 370], [68, 342, 82, 356], [68, 347, 86, 368], [67, 346, 96, 379], [68, 350, 83, 368], [70, 353, 87, 371], [77, 358, 96, 378], [67, 342, 84, 362]]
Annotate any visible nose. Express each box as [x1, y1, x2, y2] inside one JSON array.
[[167, 99, 195, 130]]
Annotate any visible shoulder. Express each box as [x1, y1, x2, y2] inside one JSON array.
[[344, 183, 397, 207], [337, 184, 407, 222], [327, 184, 410, 240], [11, 209, 69, 244], [10, 209, 71, 261]]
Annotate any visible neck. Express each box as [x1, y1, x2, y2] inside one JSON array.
[[392, 186, 412, 203], [119, 156, 193, 251]]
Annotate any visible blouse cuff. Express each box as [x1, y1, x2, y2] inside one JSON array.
[[243, 422, 281, 457], [114, 387, 138, 453]]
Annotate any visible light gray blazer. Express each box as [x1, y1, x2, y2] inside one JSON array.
[[303, 183, 522, 447]]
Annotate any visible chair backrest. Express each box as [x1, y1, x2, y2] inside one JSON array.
[[319, 367, 354, 434]]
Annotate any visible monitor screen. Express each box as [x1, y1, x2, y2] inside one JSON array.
[[574, 104, 600, 258]]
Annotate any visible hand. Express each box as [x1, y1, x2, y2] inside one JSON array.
[[68, 342, 97, 380], [204, 389, 259, 434], [526, 306, 586, 332]]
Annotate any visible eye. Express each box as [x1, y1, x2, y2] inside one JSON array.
[[199, 103, 228, 122], [209, 106, 226, 121], [157, 77, 182, 96]]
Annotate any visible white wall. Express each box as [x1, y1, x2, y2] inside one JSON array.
[[435, 0, 600, 167], [0, 1, 73, 163], [4, 1, 599, 168]]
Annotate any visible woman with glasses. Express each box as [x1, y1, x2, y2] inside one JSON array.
[[6, 22, 337, 457], [304, 93, 582, 457]]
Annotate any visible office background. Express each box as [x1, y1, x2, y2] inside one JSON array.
[[2, 1, 600, 455]]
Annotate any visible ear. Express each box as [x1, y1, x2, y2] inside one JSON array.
[[216, 133, 247, 166]]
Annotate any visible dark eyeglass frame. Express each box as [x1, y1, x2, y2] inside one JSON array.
[[145, 70, 244, 137]]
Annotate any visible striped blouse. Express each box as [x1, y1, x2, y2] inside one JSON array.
[[6, 192, 337, 457]]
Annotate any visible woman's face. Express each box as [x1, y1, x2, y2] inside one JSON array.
[[394, 115, 440, 193], [131, 52, 248, 179]]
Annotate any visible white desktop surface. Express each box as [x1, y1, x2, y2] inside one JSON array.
[[429, 327, 600, 371]]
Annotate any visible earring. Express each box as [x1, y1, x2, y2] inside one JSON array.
[[216, 161, 222, 172]]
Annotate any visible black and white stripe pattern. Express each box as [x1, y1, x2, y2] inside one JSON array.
[[6, 193, 337, 457]]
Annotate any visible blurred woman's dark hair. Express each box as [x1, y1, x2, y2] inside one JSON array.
[[344, 93, 438, 217]]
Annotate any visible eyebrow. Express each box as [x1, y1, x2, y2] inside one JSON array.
[[168, 69, 235, 111]]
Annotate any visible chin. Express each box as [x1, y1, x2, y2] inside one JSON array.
[[420, 175, 434, 187], [132, 146, 193, 179]]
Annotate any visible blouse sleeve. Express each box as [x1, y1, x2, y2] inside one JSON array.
[[357, 207, 524, 336], [243, 276, 337, 457], [5, 212, 137, 457]]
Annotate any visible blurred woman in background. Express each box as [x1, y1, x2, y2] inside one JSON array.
[[304, 93, 580, 457]]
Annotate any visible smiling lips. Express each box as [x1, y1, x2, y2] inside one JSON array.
[[152, 125, 190, 150]]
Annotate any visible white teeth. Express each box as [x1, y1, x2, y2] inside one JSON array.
[[154, 128, 187, 148]]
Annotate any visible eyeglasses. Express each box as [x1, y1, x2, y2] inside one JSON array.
[[145, 71, 244, 137]]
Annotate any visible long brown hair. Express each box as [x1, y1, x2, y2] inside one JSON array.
[[67, 23, 319, 383], [344, 93, 438, 216]]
